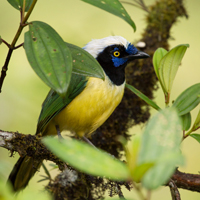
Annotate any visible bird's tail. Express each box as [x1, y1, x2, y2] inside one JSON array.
[[8, 156, 42, 191]]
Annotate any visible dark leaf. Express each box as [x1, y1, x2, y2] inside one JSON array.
[[126, 83, 160, 110], [173, 83, 200, 116], [7, 0, 34, 12], [81, 0, 136, 31], [24, 21, 73, 98]]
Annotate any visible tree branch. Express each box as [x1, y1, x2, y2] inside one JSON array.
[[1, 130, 200, 193], [0, 130, 65, 170], [171, 169, 200, 193]]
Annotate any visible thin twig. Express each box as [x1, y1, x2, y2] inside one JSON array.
[[168, 179, 181, 200], [121, 0, 149, 12], [0, 0, 37, 93], [132, 182, 147, 200], [121, 1, 142, 9], [13, 43, 24, 50], [1, 39, 10, 48], [146, 190, 151, 200]]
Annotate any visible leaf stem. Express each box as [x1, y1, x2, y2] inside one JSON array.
[[184, 129, 193, 139], [165, 92, 170, 107], [132, 182, 147, 200], [0, 0, 37, 93]]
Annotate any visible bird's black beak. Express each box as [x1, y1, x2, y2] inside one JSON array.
[[125, 51, 150, 62]]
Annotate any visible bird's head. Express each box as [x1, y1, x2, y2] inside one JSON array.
[[83, 36, 149, 85]]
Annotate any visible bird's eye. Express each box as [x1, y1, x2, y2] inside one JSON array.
[[113, 51, 120, 57]]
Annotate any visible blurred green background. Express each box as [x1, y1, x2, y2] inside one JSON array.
[[0, 0, 200, 199]]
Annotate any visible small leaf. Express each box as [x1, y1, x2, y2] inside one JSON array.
[[153, 48, 168, 93], [81, 0, 136, 31], [66, 43, 105, 80], [24, 21, 73, 98], [37, 178, 49, 183], [131, 163, 154, 183], [127, 135, 155, 182], [181, 112, 191, 131], [138, 108, 184, 189], [190, 134, 200, 143], [43, 137, 130, 181], [191, 108, 200, 131], [126, 134, 141, 174], [173, 83, 200, 116], [126, 83, 160, 111], [41, 163, 51, 180], [158, 44, 189, 95], [153, 47, 168, 80], [7, 0, 34, 12]]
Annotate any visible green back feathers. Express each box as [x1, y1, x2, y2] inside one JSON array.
[[36, 74, 88, 134]]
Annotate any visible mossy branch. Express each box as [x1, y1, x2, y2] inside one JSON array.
[[0, 130, 65, 171], [1, 129, 200, 194]]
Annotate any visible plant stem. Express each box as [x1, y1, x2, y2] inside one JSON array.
[[165, 92, 170, 107], [0, 0, 37, 93], [132, 182, 147, 200]]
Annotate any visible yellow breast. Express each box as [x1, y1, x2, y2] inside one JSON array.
[[46, 75, 125, 137]]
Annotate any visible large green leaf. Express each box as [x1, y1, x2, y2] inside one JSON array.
[[125, 83, 160, 111], [158, 44, 189, 95], [24, 21, 73, 98], [66, 43, 105, 80], [173, 83, 200, 116], [138, 108, 184, 189], [7, 0, 34, 11], [43, 137, 130, 181], [81, 0, 136, 31]]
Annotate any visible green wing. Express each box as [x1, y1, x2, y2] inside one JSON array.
[[36, 74, 88, 134]]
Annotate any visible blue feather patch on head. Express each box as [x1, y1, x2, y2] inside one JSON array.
[[112, 57, 128, 67], [126, 43, 138, 55], [114, 47, 119, 51]]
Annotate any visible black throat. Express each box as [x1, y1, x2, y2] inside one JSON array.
[[96, 50, 126, 86], [99, 61, 126, 86]]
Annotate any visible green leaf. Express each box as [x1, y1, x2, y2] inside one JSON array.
[[16, 190, 52, 200], [190, 134, 200, 143], [125, 83, 161, 111], [0, 179, 14, 200], [7, 0, 34, 12], [191, 108, 200, 131], [81, 0, 136, 31], [153, 47, 168, 80], [126, 134, 141, 171], [66, 43, 105, 80], [180, 112, 191, 131], [43, 137, 130, 181], [24, 21, 73, 98], [131, 163, 154, 183], [138, 108, 184, 189], [173, 83, 200, 116], [158, 44, 189, 95], [153, 48, 168, 93], [126, 135, 155, 182], [142, 152, 184, 190]]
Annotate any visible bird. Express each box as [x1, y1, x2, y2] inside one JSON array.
[[8, 36, 149, 191]]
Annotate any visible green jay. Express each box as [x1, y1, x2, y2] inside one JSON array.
[[8, 36, 149, 191]]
